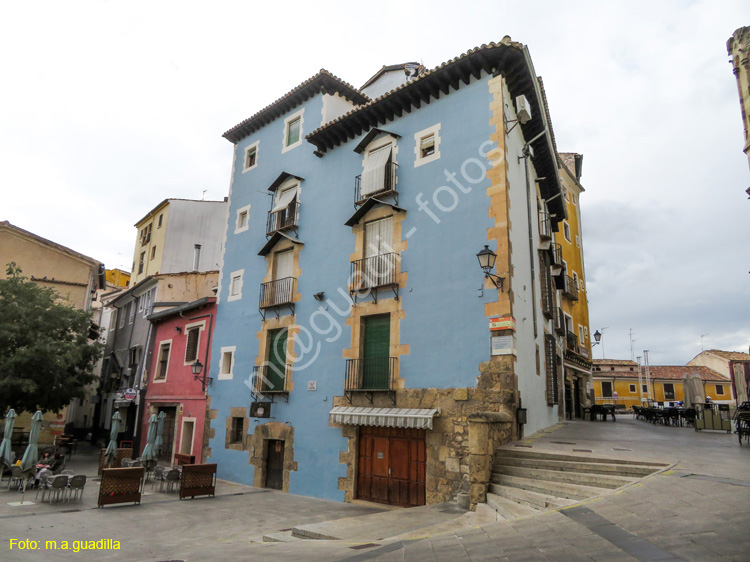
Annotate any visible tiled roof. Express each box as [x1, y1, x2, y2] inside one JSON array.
[[594, 365, 728, 382], [705, 349, 750, 361], [593, 359, 638, 366], [305, 39, 566, 223], [223, 70, 369, 144]]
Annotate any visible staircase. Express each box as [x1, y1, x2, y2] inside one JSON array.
[[485, 448, 667, 520]]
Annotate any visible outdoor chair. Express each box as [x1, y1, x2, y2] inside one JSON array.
[[151, 465, 167, 491], [8, 466, 32, 490], [47, 474, 69, 502], [164, 469, 181, 493], [67, 474, 86, 502], [35, 472, 53, 502]]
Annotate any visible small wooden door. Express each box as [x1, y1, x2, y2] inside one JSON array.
[[265, 440, 284, 490], [357, 427, 425, 507]]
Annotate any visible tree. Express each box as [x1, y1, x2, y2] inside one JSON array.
[[0, 264, 102, 413]]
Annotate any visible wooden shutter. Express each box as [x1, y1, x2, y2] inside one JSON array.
[[266, 329, 288, 391], [274, 250, 294, 280], [363, 315, 390, 390], [361, 146, 392, 196], [185, 328, 199, 363]]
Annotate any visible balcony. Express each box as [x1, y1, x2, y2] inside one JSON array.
[[565, 331, 593, 370], [266, 201, 299, 237], [251, 364, 291, 402], [549, 243, 563, 269], [539, 211, 552, 250], [566, 331, 579, 352], [561, 275, 579, 301], [345, 357, 397, 404], [355, 162, 398, 206], [259, 277, 296, 316], [350, 253, 399, 303]]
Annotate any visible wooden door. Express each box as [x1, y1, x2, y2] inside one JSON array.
[[357, 427, 425, 507], [266, 329, 287, 391], [265, 439, 284, 490]]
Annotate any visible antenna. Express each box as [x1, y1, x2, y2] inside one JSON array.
[[700, 333, 709, 352], [629, 329, 638, 362], [202, 189, 208, 201]]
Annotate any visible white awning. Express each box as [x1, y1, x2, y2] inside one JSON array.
[[361, 146, 391, 196], [329, 406, 439, 430], [272, 185, 298, 213]]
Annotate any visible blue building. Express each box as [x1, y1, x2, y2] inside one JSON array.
[[206, 39, 572, 509]]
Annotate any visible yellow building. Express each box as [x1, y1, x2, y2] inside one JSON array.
[[106, 268, 130, 288], [592, 360, 734, 408], [728, 26, 750, 174], [556, 153, 593, 418]]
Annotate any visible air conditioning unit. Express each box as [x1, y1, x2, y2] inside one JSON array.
[[515, 95, 532, 124]]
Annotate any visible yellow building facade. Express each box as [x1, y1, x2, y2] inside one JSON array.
[[556, 154, 593, 418], [105, 268, 131, 288]]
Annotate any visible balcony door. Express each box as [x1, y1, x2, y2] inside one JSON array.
[[266, 329, 287, 392], [269, 250, 294, 306], [362, 314, 390, 390], [364, 217, 394, 288]]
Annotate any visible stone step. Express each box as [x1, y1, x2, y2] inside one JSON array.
[[262, 530, 305, 543], [493, 456, 660, 478], [489, 482, 573, 510], [496, 448, 668, 467], [492, 465, 637, 490], [492, 473, 605, 501], [485, 492, 541, 520]]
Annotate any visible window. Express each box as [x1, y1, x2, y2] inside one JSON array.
[[573, 271, 579, 289], [282, 109, 304, 152], [235, 205, 251, 234], [230, 417, 244, 444], [109, 311, 117, 331], [563, 221, 571, 242], [127, 302, 134, 324], [642, 384, 648, 393], [715, 385, 724, 396], [142, 288, 154, 318], [184, 327, 200, 363], [584, 327, 589, 338], [141, 224, 152, 245], [218, 346, 235, 380], [138, 252, 145, 274], [413, 123, 441, 167], [138, 295, 144, 312], [663, 383, 675, 400], [271, 181, 299, 216], [157, 214, 163, 228], [118, 308, 125, 329], [578, 325, 585, 345], [227, 270, 244, 302], [601, 381, 613, 398], [193, 244, 201, 271], [361, 143, 394, 198], [243, 141, 259, 172], [155, 342, 171, 381], [629, 384, 636, 393], [151, 246, 157, 260]]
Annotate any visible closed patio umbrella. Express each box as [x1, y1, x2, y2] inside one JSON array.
[[0, 409, 17, 481], [104, 411, 122, 468], [154, 411, 166, 456], [682, 375, 694, 408], [20, 411, 42, 473], [141, 414, 158, 462]]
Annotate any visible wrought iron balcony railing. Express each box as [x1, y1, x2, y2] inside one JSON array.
[[345, 357, 397, 392], [259, 277, 296, 309], [539, 211, 552, 246], [549, 243, 563, 267], [554, 307, 565, 335], [266, 201, 299, 236], [354, 162, 398, 206], [562, 275, 579, 301], [252, 364, 291, 395], [350, 253, 399, 292], [566, 331, 579, 352]]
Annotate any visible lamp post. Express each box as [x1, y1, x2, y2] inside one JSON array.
[[191, 359, 211, 391], [591, 327, 608, 359], [476, 245, 505, 292]]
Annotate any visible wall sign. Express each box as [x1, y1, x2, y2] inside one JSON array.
[[491, 335, 516, 356], [489, 316, 516, 332], [307, 381, 317, 391], [122, 388, 137, 401]]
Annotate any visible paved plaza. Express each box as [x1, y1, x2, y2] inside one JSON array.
[[1, 417, 748, 561]]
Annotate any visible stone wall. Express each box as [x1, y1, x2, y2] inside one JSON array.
[[333, 356, 519, 507]]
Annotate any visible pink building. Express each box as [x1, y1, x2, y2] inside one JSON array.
[[139, 297, 216, 464]]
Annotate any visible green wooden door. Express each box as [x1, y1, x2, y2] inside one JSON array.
[[267, 329, 287, 392], [363, 315, 390, 389]]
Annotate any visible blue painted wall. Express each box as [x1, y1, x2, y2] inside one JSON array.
[[207, 72, 551, 501]]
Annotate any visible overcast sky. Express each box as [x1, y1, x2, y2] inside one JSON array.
[[2, 1, 748, 365]]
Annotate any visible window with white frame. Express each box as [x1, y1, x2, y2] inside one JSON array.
[[584, 326, 589, 338], [282, 109, 304, 153], [193, 244, 201, 271], [227, 269, 244, 302], [413, 124, 441, 167], [578, 325, 585, 345], [715, 384, 724, 395], [118, 308, 125, 329], [629, 384, 636, 393], [151, 246, 157, 260], [563, 221, 571, 242], [155, 341, 171, 381], [157, 214, 163, 228], [573, 271, 579, 288], [243, 141, 259, 172], [138, 252, 145, 274], [184, 324, 202, 364], [218, 346, 236, 380], [127, 302, 135, 324], [360, 141, 395, 200], [235, 204, 251, 234], [141, 288, 154, 318]]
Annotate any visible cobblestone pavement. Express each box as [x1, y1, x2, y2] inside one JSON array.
[[0, 418, 748, 561]]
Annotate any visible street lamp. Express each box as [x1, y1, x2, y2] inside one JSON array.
[[476, 245, 505, 292], [591, 327, 608, 358], [191, 359, 212, 391]]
